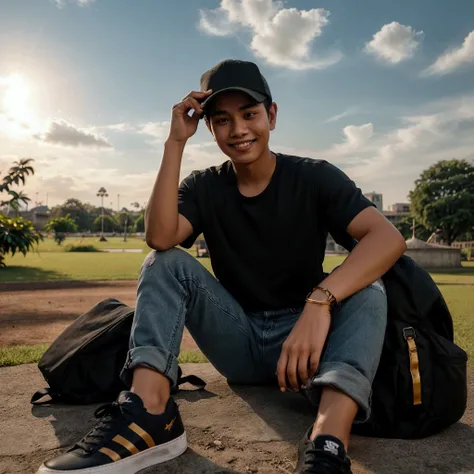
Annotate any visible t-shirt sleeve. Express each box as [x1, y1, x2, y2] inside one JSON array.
[[177, 172, 203, 249], [316, 161, 375, 234]]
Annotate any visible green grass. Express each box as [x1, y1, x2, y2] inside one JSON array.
[[0, 249, 472, 366], [0, 252, 147, 281], [439, 285, 474, 358], [0, 344, 50, 367], [37, 236, 150, 252], [0, 345, 207, 368], [1, 251, 336, 282]]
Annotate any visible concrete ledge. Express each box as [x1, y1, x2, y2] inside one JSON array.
[[0, 363, 473, 473]]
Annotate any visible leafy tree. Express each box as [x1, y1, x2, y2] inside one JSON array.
[[395, 216, 431, 241], [92, 214, 120, 233], [409, 159, 474, 245], [134, 213, 145, 233], [0, 158, 34, 213], [45, 214, 78, 245], [50, 198, 93, 231], [0, 158, 42, 266]]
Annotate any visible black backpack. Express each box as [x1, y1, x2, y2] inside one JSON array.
[[31, 298, 205, 405], [331, 232, 468, 439]]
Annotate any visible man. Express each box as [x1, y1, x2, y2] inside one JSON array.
[[37, 59, 406, 474]]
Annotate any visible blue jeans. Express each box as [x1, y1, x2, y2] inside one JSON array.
[[120, 248, 387, 422]]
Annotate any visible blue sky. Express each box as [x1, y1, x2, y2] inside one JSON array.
[[1, 0, 474, 210]]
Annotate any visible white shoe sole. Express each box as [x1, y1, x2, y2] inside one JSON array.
[[36, 432, 187, 474]]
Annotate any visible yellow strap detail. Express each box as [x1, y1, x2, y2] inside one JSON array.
[[129, 422, 155, 448], [98, 447, 121, 462], [112, 434, 139, 455], [407, 336, 422, 406]]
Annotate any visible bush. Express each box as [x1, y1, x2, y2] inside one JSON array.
[[65, 244, 101, 252], [461, 248, 472, 261], [0, 215, 43, 266], [1, 158, 42, 266], [45, 214, 78, 246]]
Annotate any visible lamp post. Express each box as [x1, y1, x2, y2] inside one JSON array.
[[96, 187, 108, 242]]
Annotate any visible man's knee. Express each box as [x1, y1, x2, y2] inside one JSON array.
[[345, 280, 387, 316], [141, 247, 195, 271]]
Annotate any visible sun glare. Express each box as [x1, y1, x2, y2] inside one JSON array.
[[0, 74, 40, 137]]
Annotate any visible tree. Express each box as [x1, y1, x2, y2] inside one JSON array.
[[134, 213, 145, 233], [117, 209, 132, 241], [50, 198, 92, 231], [395, 216, 431, 241], [45, 214, 78, 245], [0, 158, 42, 266], [92, 214, 119, 233], [409, 159, 474, 246], [0, 158, 34, 213]]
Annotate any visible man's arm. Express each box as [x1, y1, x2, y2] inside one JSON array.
[[145, 139, 193, 250], [277, 207, 406, 393], [310, 206, 406, 303], [145, 89, 212, 250]]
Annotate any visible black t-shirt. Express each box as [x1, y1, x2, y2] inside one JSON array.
[[178, 152, 373, 312]]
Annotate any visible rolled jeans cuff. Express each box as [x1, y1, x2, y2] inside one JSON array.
[[303, 361, 372, 423], [119, 346, 179, 389]]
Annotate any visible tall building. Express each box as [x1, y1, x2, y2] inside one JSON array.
[[389, 203, 410, 213], [364, 192, 383, 211]]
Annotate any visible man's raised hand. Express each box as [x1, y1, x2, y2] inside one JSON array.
[[168, 90, 213, 143]]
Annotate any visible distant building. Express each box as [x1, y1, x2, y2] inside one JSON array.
[[364, 192, 383, 212], [364, 193, 410, 224], [19, 205, 50, 231], [389, 203, 410, 213], [384, 201, 411, 224], [325, 234, 348, 254]]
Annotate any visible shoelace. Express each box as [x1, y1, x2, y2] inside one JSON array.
[[302, 446, 347, 474], [74, 402, 124, 454]]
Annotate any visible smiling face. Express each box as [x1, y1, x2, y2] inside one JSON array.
[[205, 90, 277, 165]]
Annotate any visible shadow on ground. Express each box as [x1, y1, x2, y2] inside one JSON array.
[[230, 382, 474, 474], [0, 266, 67, 284], [1, 363, 472, 474]]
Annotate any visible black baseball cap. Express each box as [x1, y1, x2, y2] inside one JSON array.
[[200, 59, 272, 114]]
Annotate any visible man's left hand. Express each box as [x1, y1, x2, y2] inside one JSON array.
[[277, 305, 331, 392]]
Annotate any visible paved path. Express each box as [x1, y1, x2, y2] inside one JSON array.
[[0, 363, 473, 474]]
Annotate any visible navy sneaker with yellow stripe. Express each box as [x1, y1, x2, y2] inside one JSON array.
[[36, 391, 187, 473]]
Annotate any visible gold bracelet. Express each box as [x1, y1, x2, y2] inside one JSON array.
[[305, 286, 337, 307]]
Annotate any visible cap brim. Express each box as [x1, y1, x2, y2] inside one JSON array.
[[200, 87, 267, 117]]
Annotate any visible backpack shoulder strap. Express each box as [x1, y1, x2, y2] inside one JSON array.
[[177, 374, 206, 390], [31, 387, 60, 405]]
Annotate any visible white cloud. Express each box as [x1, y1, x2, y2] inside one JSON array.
[[324, 108, 358, 124], [365, 22, 423, 64], [425, 31, 474, 76], [199, 0, 342, 70], [35, 119, 113, 149], [137, 121, 170, 146], [104, 123, 134, 132], [331, 123, 374, 154], [51, 0, 96, 8], [274, 94, 474, 207]]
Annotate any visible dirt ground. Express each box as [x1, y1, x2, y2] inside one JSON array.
[[0, 280, 198, 351]]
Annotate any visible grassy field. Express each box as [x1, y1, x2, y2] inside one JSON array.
[[36, 236, 150, 252], [0, 246, 472, 366], [0, 345, 207, 367], [1, 285, 471, 366], [0, 244, 346, 282], [1, 247, 472, 284]]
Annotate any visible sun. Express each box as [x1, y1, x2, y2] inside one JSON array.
[[0, 74, 40, 136]]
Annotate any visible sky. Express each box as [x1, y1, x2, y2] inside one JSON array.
[[1, 0, 474, 211]]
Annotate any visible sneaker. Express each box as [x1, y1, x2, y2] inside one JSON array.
[[36, 391, 187, 474], [294, 427, 352, 474]]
